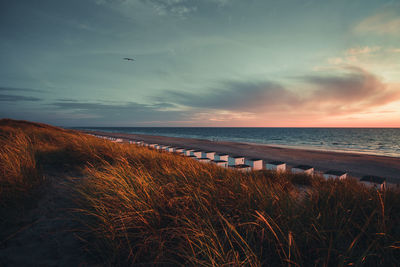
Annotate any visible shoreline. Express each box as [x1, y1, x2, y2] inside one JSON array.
[[81, 130, 400, 183], [73, 128, 400, 158], [240, 141, 400, 159]]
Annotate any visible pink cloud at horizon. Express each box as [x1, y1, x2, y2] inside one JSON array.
[[161, 66, 400, 127]]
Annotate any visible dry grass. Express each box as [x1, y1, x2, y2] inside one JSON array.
[[0, 126, 42, 204], [0, 119, 116, 203], [1, 119, 399, 266]]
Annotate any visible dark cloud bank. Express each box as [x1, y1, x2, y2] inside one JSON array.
[[1, 67, 398, 125], [162, 80, 298, 112], [0, 94, 41, 102], [50, 100, 187, 125], [0, 87, 45, 102], [162, 66, 399, 116]]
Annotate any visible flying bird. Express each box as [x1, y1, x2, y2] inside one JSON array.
[[123, 57, 135, 61]]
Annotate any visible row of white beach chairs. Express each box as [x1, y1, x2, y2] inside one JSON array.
[[89, 134, 387, 190]]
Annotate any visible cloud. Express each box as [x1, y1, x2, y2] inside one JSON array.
[[327, 47, 380, 66], [3, 67, 398, 126], [144, 0, 197, 16], [0, 94, 41, 102], [301, 67, 380, 101], [0, 86, 46, 93], [144, 0, 234, 16], [95, 0, 198, 16], [161, 80, 298, 112], [298, 66, 400, 114], [95, 0, 232, 17], [0, 86, 45, 102], [50, 100, 188, 124], [190, 110, 256, 122], [326, 46, 400, 82], [354, 10, 400, 35], [162, 66, 400, 118], [53, 99, 178, 111], [346, 46, 380, 56]]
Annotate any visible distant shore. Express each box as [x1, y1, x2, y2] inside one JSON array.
[[81, 130, 400, 183]]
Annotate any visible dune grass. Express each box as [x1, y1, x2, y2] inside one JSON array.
[[0, 119, 117, 204], [0, 125, 42, 205], [1, 119, 399, 266], [74, 153, 400, 266]]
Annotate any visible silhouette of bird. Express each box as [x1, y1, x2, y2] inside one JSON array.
[[123, 57, 135, 61]]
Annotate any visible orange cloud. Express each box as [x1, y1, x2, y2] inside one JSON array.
[[300, 66, 400, 115]]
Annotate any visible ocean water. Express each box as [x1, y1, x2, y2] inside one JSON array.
[[76, 127, 400, 157]]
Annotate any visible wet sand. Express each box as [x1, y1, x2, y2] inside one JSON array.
[[82, 130, 400, 183]]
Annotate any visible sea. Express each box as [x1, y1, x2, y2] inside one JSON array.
[[75, 127, 400, 158]]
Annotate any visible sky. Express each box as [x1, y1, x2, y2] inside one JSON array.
[[0, 0, 399, 127]]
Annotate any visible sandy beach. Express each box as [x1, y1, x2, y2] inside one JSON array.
[[83, 130, 400, 183]]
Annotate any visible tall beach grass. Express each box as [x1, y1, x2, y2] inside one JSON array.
[[72, 138, 400, 266], [0, 119, 399, 266]]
